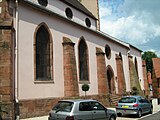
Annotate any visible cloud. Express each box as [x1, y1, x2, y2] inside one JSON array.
[[99, 0, 160, 57]]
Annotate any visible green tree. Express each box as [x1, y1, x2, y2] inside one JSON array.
[[142, 51, 157, 73], [82, 84, 90, 98]]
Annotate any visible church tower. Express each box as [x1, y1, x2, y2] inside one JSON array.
[[79, 0, 100, 30]]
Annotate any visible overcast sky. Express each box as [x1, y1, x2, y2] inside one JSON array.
[[99, 0, 160, 57]]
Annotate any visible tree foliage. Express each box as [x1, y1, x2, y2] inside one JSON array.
[[142, 51, 157, 72], [82, 84, 90, 97]]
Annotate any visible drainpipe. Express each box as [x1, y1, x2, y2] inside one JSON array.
[[15, 0, 20, 120]]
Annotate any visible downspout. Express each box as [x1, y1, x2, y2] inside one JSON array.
[[15, 0, 19, 120]]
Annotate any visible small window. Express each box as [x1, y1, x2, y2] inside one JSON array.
[[85, 18, 91, 27], [105, 44, 111, 59], [38, 0, 48, 7], [52, 101, 73, 112], [119, 97, 136, 103], [65, 8, 73, 19], [79, 102, 91, 111], [90, 102, 104, 110]]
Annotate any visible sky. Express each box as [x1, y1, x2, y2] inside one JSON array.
[[99, 0, 160, 57]]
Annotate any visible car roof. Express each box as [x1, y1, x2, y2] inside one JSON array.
[[59, 99, 98, 103], [122, 95, 142, 98]]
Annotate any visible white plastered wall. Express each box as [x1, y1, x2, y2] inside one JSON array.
[[17, 3, 142, 100]]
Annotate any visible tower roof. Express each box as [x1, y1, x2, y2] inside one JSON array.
[[61, 0, 96, 19]]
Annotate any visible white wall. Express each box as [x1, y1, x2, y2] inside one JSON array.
[[16, 3, 142, 100], [26, 0, 96, 30]]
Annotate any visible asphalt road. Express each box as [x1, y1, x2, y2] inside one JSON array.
[[139, 111, 160, 120], [117, 112, 160, 120]]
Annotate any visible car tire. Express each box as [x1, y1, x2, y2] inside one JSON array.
[[109, 115, 116, 120], [137, 110, 142, 118]]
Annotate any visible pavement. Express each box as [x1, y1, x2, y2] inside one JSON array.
[[21, 108, 159, 120], [21, 116, 48, 120]]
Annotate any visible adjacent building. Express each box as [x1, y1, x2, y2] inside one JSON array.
[[152, 58, 160, 98]]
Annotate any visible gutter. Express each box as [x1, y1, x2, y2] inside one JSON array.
[[15, 0, 20, 119]]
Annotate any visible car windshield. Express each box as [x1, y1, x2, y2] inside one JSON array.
[[119, 97, 136, 103], [52, 101, 73, 112]]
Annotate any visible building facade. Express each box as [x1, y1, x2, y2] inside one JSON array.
[[152, 58, 160, 98], [0, 0, 145, 119]]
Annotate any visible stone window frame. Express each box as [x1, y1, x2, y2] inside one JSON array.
[[34, 22, 54, 83], [78, 36, 90, 84]]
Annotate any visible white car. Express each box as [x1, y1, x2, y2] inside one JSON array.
[[48, 99, 117, 120]]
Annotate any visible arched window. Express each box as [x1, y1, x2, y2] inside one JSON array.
[[135, 57, 138, 76], [106, 65, 115, 94], [34, 23, 53, 81], [78, 38, 89, 81]]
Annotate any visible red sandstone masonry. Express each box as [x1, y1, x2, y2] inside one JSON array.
[[0, 0, 15, 119], [116, 54, 126, 95], [62, 37, 79, 97], [19, 95, 110, 119], [142, 60, 150, 95], [96, 47, 108, 95]]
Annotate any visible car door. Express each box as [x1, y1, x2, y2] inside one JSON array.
[[90, 101, 109, 120], [78, 102, 93, 120], [143, 99, 151, 113], [139, 98, 148, 114]]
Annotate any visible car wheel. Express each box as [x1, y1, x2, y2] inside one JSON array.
[[137, 110, 142, 118], [109, 115, 116, 120]]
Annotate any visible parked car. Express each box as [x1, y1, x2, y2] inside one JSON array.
[[116, 95, 153, 118], [48, 99, 117, 120]]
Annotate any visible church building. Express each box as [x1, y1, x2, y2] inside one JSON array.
[[0, 0, 145, 119]]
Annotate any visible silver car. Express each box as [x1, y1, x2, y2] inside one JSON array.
[[48, 99, 117, 120], [116, 96, 153, 118]]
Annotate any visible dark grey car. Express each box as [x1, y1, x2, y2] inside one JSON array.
[[48, 99, 117, 120], [116, 96, 153, 118]]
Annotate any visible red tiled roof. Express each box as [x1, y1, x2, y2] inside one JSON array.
[[152, 58, 160, 78]]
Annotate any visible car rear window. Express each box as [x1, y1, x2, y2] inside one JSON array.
[[52, 101, 73, 112], [119, 97, 136, 103]]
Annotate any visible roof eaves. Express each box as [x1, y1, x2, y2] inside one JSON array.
[[20, 0, 131, 50], [129, 44, 143, 52]]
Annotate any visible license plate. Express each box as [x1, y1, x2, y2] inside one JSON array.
[[122, 105, 129, 108]]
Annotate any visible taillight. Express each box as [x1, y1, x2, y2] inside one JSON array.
[[116, 103, 118, 106], [133, 103, 139, 107], [66, 116, 74, 120]]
